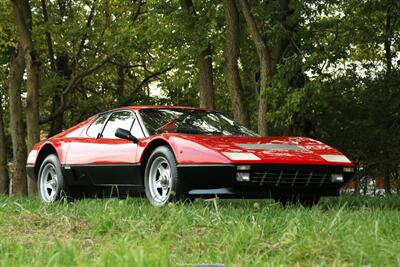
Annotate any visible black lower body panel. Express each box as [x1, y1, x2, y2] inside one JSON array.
[[178, 164, 354, 198], [39, 163, 353, 200], [178, 164, 237, 189], [187, 186, 340, 198], [26, 165, 36, 181], [61, 164, 144, 198]]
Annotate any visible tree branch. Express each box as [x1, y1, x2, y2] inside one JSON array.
[[118, 67, 172, 106], [40, 55, 113, 124], [132, 0, 143, 23], [74, 0, 97, 66], [109, 60, 146, 69], [40, 0, 56, 71], [238, 0, 270, 64], [63, 55, 112, 96]]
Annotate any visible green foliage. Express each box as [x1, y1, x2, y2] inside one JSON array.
[[0, 0, 399, 177], [361, 73, 400, 164], [262, 0, 399, 178], [0, 1, 15, 60]]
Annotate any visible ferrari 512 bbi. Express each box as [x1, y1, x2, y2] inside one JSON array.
[[27, 106, 355, 206]]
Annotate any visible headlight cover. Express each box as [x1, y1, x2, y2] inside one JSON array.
[[222, 152, 261, 160], [320, 154, 351, 163]]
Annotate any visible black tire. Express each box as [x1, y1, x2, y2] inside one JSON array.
[[144, 146, 184, 206], [37, 154, 68, 203], [276, 196, 320, 207]]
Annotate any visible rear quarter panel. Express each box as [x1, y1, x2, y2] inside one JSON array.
[[27, 139, 73, 166], [27, 118, 92, 166]]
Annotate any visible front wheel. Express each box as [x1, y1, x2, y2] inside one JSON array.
[[144, 146, 184, 206], [37, 154, 67, 203]]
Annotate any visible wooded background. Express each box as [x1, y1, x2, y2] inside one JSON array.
[[0, 0, 399, 196]]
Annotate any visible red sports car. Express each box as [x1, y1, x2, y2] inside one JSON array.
[[27, 106, 355, 206]]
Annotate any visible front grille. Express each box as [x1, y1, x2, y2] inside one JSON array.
[[250, 169, 333, 187]]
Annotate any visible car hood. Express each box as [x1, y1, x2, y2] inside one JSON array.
[[168, 134, 353, 166]]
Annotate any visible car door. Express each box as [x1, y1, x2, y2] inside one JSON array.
[[65, 110, 145, 186]]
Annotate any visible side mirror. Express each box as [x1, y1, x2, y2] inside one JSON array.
[[115, 128, 139, 143]]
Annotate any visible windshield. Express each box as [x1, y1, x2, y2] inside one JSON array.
[[139, 108, 258, 137]]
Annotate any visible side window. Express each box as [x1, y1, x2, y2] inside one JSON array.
[[101, 111, 135, 139], [87, 113, 109, 138], [131, 118, 145, 138]]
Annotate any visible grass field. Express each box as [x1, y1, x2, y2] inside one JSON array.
[[0, 195, 399, 267]]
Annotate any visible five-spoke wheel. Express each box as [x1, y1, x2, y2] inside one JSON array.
[[37, 154, 66, 203], [148, 157, 172, 203], [144, 146, 184, 206], [39, 164, 59, 202]]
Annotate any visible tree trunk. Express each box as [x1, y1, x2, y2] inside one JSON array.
[[239, 0, 290, 135], [42, 0, 69, 137], [198, 46, 215, 109], [115, 65, 126, 106], [384, 164, 391, 195], [40, 0, 56, 71], [363, 167, 368, 195], [42, 0, 62, 137], [7, 45, 28, 196], [222, 0, 250, 127], [0, 97, 9, 195], [238, 0, 271, 135], [11, 0, 40, 195], [384, 2, 393, 75], [180, 0, 215, 109], [354, 169, 360, 195], [257, 57, 271, 136], [48, 94, 64, 137], [180, 0, 193, 10], [47, 54, 71, 137]]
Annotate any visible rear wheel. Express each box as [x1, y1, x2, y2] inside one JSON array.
[[144, 146, 184, 206], [37, 154, 67, 203]]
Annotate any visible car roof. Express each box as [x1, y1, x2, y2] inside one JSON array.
[[89, 105, 214, 119], [111, 105, 213, 112]]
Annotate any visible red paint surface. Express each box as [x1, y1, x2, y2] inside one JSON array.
[[27, 106, 355, 168]]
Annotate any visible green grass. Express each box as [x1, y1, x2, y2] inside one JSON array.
[[0, 196, 399, 267]]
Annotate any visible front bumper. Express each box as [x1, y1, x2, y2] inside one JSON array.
[[177, 164, 355, 197]]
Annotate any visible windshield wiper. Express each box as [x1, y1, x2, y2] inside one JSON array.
[[156, 127, 203, 134], [204, 130, 223, 135], [156, 127, 222, 135]]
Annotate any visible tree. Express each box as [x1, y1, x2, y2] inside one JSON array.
[[0, 0, 399, 196], [180, 0, 215, 109], [36, 0, 157, 133], [38, 0, 110, 136], [239, 0, 291, 135], [222, 0, 250, 127], [10, 0, 40, 195], [0, 0, 13, 196], [0, 93, 8, 194], [7, 44, 27, 196]]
